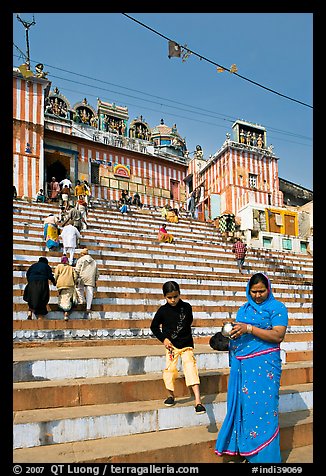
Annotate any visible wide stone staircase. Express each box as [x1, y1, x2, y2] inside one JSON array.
[[13, 199, 313, 463]]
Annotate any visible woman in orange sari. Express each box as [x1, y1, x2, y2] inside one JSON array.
[[158, 224, 174, 243], [166, 208, 179, 224]]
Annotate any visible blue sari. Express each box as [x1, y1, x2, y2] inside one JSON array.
[[215, 274, 288, 463]]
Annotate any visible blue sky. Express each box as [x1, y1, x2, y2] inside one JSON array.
[[13, 12, 313, 190]]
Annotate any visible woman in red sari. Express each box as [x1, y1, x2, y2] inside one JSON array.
[[158, 224, 174, 243]]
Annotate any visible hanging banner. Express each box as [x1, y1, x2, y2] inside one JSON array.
[[168, 41, 181, 58]]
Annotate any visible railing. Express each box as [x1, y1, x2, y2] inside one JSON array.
[[69, 123, 187, 164]]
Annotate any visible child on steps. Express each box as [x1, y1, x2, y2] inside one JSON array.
[[150, 280, 206, 414]]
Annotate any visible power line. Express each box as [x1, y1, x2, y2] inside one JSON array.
[[121, 13, 313, 110], [12, 53, 312, 144], [48, 73, 312, 143], [48, 81, 313, 147]]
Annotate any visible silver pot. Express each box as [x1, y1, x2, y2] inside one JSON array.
[[221, 322, 234, 338]]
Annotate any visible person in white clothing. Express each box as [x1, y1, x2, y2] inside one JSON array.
[[59, 177, 72, 189], [75, 248, 99, 315], [60, 222, 81, 265]]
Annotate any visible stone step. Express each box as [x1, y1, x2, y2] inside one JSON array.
[[13, 337, 314, 363], [12, 321, 312, 344], [13, 224, 312, 269], [13, 273, 313, 289], [13, 304, 313, 322], [13, 247, 312, 277], [13, 417, 313, 464], [13, 406, 313, 458], [10, 202, 311, 245], [13, 199, 314, 460], [13, 361, 312, 411], [12, 342, 310, 381], [13, 273, 314, 298], [13, 229, 312, 262], [12, 344, 232, 383], [13, 297, 313, 317], [286, 350, 313, 362], [13, 205, 314, 261], [13, 317, 313, 329], [13, 235, 313, 274], [13, 282, 313, 300], [282, 444, 313, 464]]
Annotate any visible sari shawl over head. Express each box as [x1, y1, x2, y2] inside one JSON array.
[[215, 274, 288, 462]]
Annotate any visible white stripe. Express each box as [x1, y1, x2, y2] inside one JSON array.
[[229, 148, 233, 185], [31, 156, 36, 197], [163, 166, 167, 190], [39, 137, 44, 190], [148, 163, 152, 186], [13, 154, 19, 189], [25, 128, 29, 155], [33, 82, 38, 124], [40, 84, 45, 126], [154, 163, 157, 187], [33, 129, 37, 157], [143, 161, 147, 181], [15, 78, 21, 120], [25, 83, 30, 122], [23, 156, 29, 196]]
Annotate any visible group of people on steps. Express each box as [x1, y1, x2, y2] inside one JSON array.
[[19, 184, 287, 462]]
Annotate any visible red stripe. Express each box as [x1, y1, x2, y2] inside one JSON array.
[[236, 346, 280, 361], [241, 427, 279, 456], [215, 427, 279, 457]]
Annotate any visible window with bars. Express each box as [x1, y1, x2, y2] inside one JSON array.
[[249, 173, 257, 189]]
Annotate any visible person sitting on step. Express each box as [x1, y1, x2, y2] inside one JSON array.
[[157, 224, 174, 244]]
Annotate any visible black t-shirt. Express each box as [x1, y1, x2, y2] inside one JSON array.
[[150, 299, 194, 349]]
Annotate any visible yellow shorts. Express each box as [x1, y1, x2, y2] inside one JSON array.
[[163, 346, 200, 391]]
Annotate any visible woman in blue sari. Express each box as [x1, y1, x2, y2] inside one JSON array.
[[215, 272, 288, 463]]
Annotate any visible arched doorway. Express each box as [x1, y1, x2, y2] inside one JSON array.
[[46, 159, 68, 184]]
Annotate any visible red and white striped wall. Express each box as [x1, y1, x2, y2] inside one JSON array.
[[13, 72, 50, 198], [200, 146, 283, 215], [78, 143, 187, 208]]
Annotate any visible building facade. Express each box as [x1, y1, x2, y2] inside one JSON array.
[[13, 67, 312, 253]]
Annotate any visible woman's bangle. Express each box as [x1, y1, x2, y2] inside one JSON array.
[[247, 324, 253, 334]]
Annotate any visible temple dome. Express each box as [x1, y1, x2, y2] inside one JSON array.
[[151, 119, 185, 144], [151, 121, 174, 136], [150, 119, 186, 158]]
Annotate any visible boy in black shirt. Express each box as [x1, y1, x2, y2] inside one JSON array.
[[150, 281, 206, 414]]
